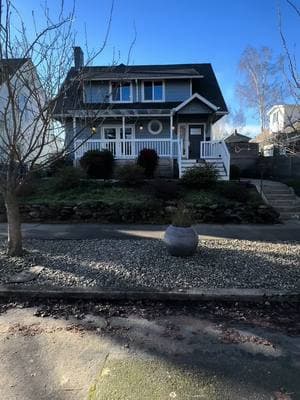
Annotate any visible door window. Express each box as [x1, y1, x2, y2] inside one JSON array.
[[189, 126, 204, 135]]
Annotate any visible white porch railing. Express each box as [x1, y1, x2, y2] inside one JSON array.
[[74, 139, 179, 160], [200, 140, 230, 176]]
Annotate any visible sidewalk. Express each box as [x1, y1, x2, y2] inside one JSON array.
[[0, 221, 299, 242], [0, 306, 299, 400]]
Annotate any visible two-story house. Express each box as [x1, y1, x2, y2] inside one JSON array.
[[268, 104, 300, 134], [0, 58, 63, 165], [55, 47, 229, 179]]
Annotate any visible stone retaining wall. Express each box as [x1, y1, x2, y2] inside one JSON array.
[[0, 201, 280, 224]]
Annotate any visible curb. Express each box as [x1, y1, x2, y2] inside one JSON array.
[[0, 286, 299, 303]]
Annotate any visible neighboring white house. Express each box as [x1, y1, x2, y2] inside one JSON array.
[[0, 58, 63, 165], [268, 104, 300, 133]]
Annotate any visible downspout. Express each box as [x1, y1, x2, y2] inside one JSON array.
[[72, 116, 77, 165]]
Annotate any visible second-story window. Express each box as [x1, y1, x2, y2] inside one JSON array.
[[111, 81, 131, 102], [142, 81, 164, 102]]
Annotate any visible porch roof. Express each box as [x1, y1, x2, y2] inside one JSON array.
[[57, 108, 173, 118]]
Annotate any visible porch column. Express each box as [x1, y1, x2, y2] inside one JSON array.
[[122, 116, 126, 157], [170, 112, 173, 157]]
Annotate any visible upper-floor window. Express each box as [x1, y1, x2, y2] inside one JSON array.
[[110, 81, 132, 102], [142, 81, 164, 102], [272, 111, 279, 124]]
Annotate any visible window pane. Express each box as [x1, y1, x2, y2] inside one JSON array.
[[153, 81, 163, 100], [144, 81, 152, 101], [121, 83, 131, 101], [104, 128, 116, 139], [120, 127, 132, 139], [111, 83, 120, 101]]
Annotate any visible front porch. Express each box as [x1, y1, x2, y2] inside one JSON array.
[[70, 93, 230, 179], [74, 137, 230, 180]]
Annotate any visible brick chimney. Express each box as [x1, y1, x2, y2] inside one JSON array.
[[73, 46, 84, 70]]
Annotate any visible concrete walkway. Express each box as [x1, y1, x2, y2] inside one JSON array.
[[0, 222, 299, 242], [0, 307, 299, 400]]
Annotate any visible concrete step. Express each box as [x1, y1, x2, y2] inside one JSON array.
[[264, 190, 292, 195], [275, 205, 300, 212], [280, 212, 300, 220], [265, 193, 296, 199], [270, 201, 300, 208]]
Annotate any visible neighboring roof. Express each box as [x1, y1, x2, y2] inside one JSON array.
[[0, 58, 29, 84], [225, 130, 251, 143], [54, 63, 228, 115]]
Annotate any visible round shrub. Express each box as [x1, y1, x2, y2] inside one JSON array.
[[230, 164, 240, 180], [80, 150, 114, 179], [116, 164, 145, 186], [181, 164, 218, 189], [51, 166, 83, 192], [137, 148, 159, 178]]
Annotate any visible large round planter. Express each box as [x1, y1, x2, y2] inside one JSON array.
[[164, 225, 198, 257]]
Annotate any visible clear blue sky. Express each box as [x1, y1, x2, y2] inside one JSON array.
[[15, 0, 299, 131]]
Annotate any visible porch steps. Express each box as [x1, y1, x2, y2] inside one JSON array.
[[180, 159, 229, 180]]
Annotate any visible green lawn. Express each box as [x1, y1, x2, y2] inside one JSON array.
[[22, 180, 152, 205], [20, 178, 263, 208]]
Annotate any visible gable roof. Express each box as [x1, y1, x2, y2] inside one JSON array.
[[173, 93, 219, 113], [0, 58, 29, 85], [225, 130, 251, 143]]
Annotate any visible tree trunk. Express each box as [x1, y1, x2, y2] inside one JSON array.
[[4, 191, 23, 256]]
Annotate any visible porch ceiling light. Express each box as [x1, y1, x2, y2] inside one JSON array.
[[91, 126, 97, 134], [139, 123, 143, 130]]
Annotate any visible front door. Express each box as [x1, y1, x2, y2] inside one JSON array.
[[189, 125, 204, 159]]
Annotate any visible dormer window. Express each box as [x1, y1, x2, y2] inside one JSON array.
[[142, 80, 164, 102], [110, 81, 132, 102]]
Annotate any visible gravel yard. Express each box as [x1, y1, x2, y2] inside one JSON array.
[[0, 238, 299, 290]]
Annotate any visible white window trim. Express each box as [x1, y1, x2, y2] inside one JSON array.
[[101, 124, 136, 139], [177, 123, 207, 159], [141, 80, 165, 103], [109, 81, 133, 103]]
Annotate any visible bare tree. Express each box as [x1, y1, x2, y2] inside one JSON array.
[[279, 0, 300, 103], [236, 46, 285, 133], [270, 0, 300, 155], [0, 0, 117, 255]]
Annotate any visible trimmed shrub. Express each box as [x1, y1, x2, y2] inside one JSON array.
[[230, 164, 240, 180], [217, 182, 248, 203], [80, 150, 114, 179], [116, 164, 145, 186], [151, 179, 182, 201], [137, 148, 159, 178], [51, 166, 83, 192], [181, 164, 218, 189]]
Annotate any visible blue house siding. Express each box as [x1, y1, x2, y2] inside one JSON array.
[[82, 79, 191, 104], [165, 79, 190, 101]]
